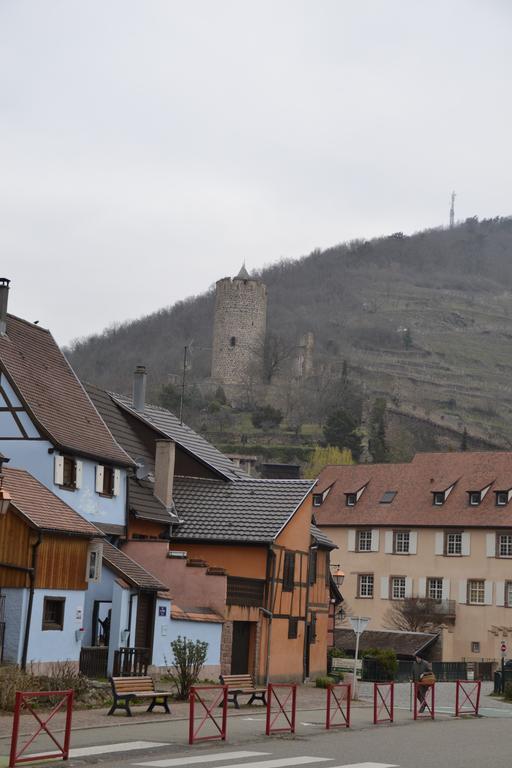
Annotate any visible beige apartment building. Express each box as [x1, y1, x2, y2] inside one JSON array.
[[315, 452, 512, 661]]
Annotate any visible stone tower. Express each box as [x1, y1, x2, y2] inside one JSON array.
[[211, 265, 267, 388]]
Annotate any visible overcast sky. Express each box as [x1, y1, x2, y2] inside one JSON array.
[[2, 1, 511, 345]]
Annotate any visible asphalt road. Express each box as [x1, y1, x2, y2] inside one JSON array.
[[5, 703, 509, 768]]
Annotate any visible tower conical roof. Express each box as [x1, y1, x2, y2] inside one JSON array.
[[235, 263, 251, 280]]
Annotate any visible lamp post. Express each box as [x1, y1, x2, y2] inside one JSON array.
[[348, 616, 370, 700]]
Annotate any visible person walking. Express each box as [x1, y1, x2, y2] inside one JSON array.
[[412, 654, 432, 713]]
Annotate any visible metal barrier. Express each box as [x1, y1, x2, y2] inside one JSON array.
[[9, 690, 73, 768], [188, 685, 228, 745], [373, 681, 394, 724], [455, 680, 481, 717], [265, 683, 297, 735], [325, 683, 351, 729], [413, 682, 435, 720]]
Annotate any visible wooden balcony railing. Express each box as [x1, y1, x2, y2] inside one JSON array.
[[226, 577, 265, 607]]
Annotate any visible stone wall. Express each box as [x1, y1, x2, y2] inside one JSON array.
[[220, 620, 233, 676]]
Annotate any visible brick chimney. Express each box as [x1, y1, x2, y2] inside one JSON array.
[[154, 439, 175, 508], [0, 278, 10, 336]]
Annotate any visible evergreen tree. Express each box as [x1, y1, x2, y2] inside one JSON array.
[[368, 397, 388, 463], [323, 409, 362, 460], [460, 427, 468, 451]]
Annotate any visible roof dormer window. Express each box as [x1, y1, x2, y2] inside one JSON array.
[[468, 491, 481, 506], [432, 491, 445, 506], [312, 494, 323, 507], [496, 491, 509, 507], [346, 493, 357, 507]]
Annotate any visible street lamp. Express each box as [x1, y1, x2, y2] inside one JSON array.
[[348, 615, 370, 700], [331, 564, 345, 588]]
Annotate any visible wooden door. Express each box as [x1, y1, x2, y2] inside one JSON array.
[[231, 621, 251, 674], [135, 592, 155, 661]]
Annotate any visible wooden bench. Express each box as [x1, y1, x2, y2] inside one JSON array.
[[108, 676, 171, 717], [220, 674, 267, 709]]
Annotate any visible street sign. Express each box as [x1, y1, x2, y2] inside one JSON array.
[[348, 616, 370, 634], [501, 641, 507, 655]]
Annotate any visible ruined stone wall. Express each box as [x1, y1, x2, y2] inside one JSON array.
[[211, 276, 267, 387]]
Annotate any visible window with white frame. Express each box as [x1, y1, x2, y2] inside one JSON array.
[[506, 581, 512, 608], [391, 576, 406, 600], [468, 491, 481, 506], [496, 491, 509, 507], [394, 531, 410, 554], [432, 491, 445, 506], [468, 579, 485, 605], [446, 532, 462, 555], [358, 574, 374, 598], [346, 493, 357, 507], [498, 534, 512, 558], [357, 530, 372, 552], [427, 577, 443, 600], [86, 543, 103, 583]]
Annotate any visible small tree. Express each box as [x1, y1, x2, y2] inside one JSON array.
[[364, 648, 398, 680], [167, 636, 208, 700], [305, 446, 353, 478], [384, 597, 446, 633], [251, 405, 283, 430]]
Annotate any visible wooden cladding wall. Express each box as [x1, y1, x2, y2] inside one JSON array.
[[0, 510, 31, 587], [35, 535, 89, 590]]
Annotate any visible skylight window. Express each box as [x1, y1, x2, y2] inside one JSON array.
[[380, 491, 396, 504]]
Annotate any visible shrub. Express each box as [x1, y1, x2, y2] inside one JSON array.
[[0, 662, 91, 712], [166, 636, 209, 700], [328, 647, 346, 659], [251, 405, 283, 430], [315, 676, 336, 688], [363, 648, 398, 680]]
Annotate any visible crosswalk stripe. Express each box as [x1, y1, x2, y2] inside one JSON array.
[[331, 763, 398, 768], [38, 741, 167, 758], [134, 751, 270, 767], [136, 758, 330, 768], [188, 758, 330, 768]]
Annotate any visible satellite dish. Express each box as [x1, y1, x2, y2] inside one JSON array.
[[135, 457, 148, 480]]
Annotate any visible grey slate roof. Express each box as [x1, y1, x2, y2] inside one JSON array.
[[102, 541, 168, 592], [111, 393, 248, 481], [172, 476, 314, 543], [334, 628, 439, 659], [128, 477, 179, 525], [311, 523, 337, 550]]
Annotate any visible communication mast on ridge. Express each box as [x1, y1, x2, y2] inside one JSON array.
[[449, 190, 456, 228]]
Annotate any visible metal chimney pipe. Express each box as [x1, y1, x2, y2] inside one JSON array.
[[133, 365, 147, 412], [0, 278, 10, 336]]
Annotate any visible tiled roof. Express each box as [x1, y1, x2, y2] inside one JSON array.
[[334, 628, 438, 658], [314, 452, 512, 528], [102, 541, 168, 592], [128, 477, 179, 525], [311, 523, 337, 550], [111, 393, 248, 481], [5, 467, 101, 537], [172, 476, 315, 543], [0, 316, 133, 466], [85, 384, 155, 472], [171, 605, 224, 623]]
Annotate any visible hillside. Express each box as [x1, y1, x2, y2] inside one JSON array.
[[67, 216, 512, 451]]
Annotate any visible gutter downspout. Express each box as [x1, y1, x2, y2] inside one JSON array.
[[21, 532, 42, 671], [303, 545, 317, 682]]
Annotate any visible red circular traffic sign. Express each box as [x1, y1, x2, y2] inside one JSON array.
[[501, 642, 507, 653]]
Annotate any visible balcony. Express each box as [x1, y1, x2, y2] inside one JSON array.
[[226, 577, 265, 607], [430, 599, 456, 623]]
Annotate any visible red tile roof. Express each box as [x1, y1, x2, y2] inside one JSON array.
[[0, 315, 133, 466], [102, 541, 168, 592], [5, 466, 102, 537], [314, 452, 512, 528]]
